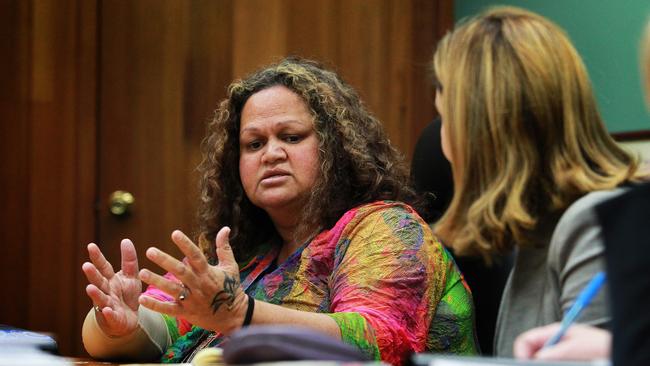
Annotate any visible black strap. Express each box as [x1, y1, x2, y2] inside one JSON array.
[[242, 294, 255, 327]]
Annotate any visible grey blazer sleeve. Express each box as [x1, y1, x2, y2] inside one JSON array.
[[547, 190, 624, 328]]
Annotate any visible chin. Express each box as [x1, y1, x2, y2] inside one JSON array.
[[255, 197, 298, 210], [253, 194, 307, 213]]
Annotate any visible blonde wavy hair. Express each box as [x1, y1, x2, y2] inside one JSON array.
[[197, 57, 417, 261], [433, 7, 642, 259], [642, 18, 650, 104]]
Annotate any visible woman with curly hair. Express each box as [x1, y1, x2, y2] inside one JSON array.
[[80, 57, 477, 364], [431, 7, 645, 357]]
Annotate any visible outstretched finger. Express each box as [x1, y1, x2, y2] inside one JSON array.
[[82, 262, 111, 293], [171, 230, 208, 272], [145, 247, 196, 284], [139, 294, 180, 316], [100, 306, 126, 327], [215, 227, 236, 270], [120, 239, 139, 278], [87, 243, 115, 278], [139, 268, 185, 300], [85, 284, 111, 308]]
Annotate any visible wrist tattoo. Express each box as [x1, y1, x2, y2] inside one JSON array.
[[210, 273, 239, 314]]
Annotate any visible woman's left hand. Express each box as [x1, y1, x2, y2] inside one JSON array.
[[138, 227, 248, 335]]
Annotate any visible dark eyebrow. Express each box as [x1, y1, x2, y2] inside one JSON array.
[[240, 120, 307, 135]]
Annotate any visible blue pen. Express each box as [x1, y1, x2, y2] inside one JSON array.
[[543, 271, 607, 348]]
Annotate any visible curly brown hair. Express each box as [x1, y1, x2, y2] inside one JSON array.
[[197, 57, 418, 262]]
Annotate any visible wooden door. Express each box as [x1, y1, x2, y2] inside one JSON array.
[[95, 1, 233, 275]]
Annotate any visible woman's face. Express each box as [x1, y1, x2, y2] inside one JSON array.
[[239, 85, 320, 218], [435, 90, 453, 163]]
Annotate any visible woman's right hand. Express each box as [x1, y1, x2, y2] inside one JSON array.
[[513, 323, 611, 361], [82, 239, 142, 337]]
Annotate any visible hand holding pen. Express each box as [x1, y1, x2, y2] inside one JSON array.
[[514, 322, 611, 361], [544, 271, 607, 347], [513, 272, 610, 360]]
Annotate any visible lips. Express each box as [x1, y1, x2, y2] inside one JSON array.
[[260, 169, 290, 185]]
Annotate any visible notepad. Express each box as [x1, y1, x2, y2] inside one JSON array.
[[412, 355, 610, 366], [0, 325, 58, 353]]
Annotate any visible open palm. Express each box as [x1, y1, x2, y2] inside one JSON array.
[[82, 239, 142, 337]]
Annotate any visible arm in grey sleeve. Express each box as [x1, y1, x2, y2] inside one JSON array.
[[82, 306, 170, 361], [548, 192, 616, 328]]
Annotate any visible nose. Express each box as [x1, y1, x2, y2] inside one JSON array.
[[261, 139, 287, 164]]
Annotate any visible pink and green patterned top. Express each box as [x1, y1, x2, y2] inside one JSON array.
[[148, 201, 477, 364]]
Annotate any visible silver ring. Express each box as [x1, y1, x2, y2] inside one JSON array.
[[178, 283, 188, 302], [94, 305, 102, 313]]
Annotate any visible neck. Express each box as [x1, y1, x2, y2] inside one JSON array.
[[273, 218, 316, 264], [266, 203, 314, 262], [274, 222, 300, 263]]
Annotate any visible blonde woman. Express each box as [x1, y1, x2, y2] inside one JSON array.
[[515, 18, 650, 365], [431, 7, 644, 357]]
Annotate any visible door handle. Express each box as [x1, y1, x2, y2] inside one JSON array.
[[109, 190, 135, 216]]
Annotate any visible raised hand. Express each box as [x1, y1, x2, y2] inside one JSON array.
[[82, 239, 142, 337], [138, 227, 248, 335]]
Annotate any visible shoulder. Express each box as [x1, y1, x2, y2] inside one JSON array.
[[553, 188, 629, 238], [339, 200, 425, 231], [334, 200, 440, 255], [352, 200, 420, 216], [549, 188, 628, 270], [562, 188, 629, 222]]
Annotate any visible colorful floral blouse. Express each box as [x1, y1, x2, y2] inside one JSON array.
[[146, 201, 477, 365]]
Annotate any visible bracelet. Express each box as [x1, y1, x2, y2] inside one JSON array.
[[242, 294, 255, 327]]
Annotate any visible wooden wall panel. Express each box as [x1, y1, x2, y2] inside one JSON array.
[[335, 0, 389, 111], [73, 0, 99, 356], [229, 0, 449, 160], [232, 0, 289, 77], [0, 0, 97, 356], [184, 0, 235, 212], [287, 0, 339, 63], [409, 0, 454, 146], [0, 0, 32, 331], [28, 0, 97, 356]]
